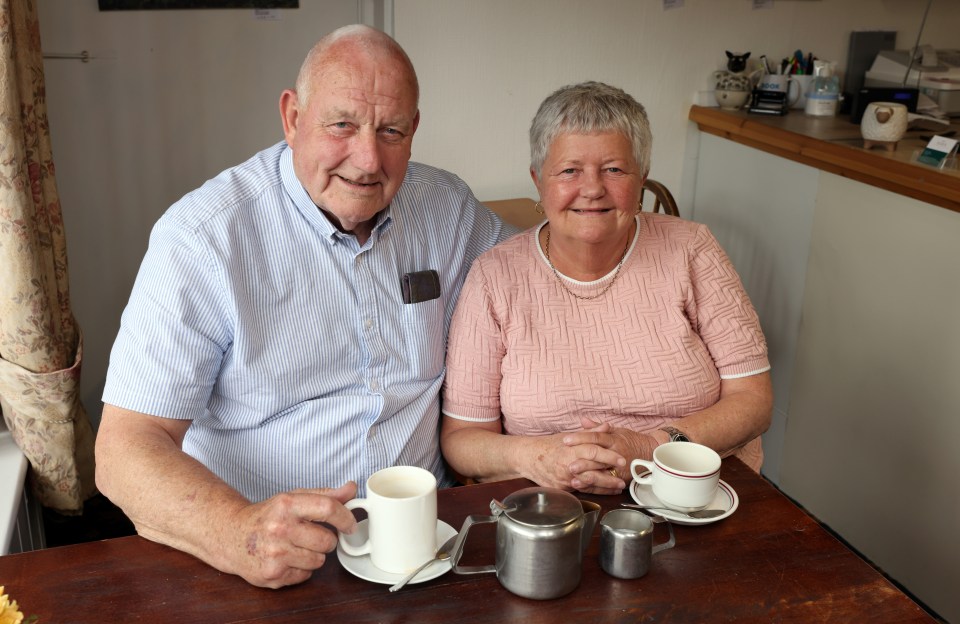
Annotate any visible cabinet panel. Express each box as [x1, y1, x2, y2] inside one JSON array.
[[692, 134, 818, 484]]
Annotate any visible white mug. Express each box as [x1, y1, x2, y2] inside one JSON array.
[[339, 465, 438, 573], [789, 75, 815, 110], [630, 442, 721, 511], [757, 73, 801, 107]]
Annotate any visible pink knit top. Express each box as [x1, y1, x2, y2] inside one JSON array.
[[442, 213, 770, 471]]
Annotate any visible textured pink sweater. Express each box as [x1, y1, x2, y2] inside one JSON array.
[[442, 213, 770, 471]]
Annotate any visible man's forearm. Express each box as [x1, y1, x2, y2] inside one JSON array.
[[95, 405, 250, 574], [441, 425, 526, 483]]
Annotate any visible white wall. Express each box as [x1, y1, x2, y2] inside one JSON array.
[[38, 0, 359, 421], [398, 0, 960, 206], [781, 172, 960, 623]]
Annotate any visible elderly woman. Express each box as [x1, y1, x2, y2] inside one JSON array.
[[440, 82, 772, 495]]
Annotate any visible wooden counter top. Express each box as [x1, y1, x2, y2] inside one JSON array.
[[688, 105, 960, 213]]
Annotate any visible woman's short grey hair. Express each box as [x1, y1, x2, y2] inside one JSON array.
[[529, 81, 652, 179]]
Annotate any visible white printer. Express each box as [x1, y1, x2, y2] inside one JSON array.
[[864, 47, 960, 115]]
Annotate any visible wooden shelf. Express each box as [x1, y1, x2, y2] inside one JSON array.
[[689, 105, 960, 213]]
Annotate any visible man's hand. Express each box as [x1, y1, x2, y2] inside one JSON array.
[[227, 482, 358, 588], [96, 405, 360, 589]]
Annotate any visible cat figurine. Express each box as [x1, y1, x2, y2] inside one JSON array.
[[714, 50, 755, 92], [725, 51, 750, 74]]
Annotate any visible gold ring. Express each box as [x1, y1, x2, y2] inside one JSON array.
[[608, 468, 618, 478]]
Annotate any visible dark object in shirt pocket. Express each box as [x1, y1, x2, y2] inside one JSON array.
[[401, 270, 441, 304]]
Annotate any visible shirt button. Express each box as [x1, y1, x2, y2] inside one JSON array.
[[364, 318, 374, 330], [369, 379, 380, 391]]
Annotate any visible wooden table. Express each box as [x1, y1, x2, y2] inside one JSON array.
[[0, 458, 935, 623]]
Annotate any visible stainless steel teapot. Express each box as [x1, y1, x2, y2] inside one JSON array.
[[451, 487, 602, 600]]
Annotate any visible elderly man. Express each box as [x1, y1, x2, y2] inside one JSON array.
[[96, 25, 512, 588]]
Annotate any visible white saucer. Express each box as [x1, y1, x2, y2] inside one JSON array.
[[629, 479, 738, 526], [337, 519, 456, 585]]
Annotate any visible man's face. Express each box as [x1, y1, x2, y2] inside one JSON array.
[[281, 51, 419, 240]]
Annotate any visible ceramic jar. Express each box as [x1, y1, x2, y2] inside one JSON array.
[[715, 89, 751, 110], [713, 70, 753, 92], [861, 102, 908, 151], [713, 69, 759, 111]]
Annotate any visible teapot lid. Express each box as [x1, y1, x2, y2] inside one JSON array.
[[497, 487, 582, 527]]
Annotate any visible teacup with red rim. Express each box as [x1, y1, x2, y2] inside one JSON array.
[[630, 442, 721, 511]]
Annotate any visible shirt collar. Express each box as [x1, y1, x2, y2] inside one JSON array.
[[279, 144, 394, 247]]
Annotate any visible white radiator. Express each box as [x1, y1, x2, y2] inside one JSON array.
[[0, 428, 44, 554]]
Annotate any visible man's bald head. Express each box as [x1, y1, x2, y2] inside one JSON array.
[[294, 25, 419, 109]]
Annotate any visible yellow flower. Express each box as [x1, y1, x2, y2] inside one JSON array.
[[0, 586, 25, 624]]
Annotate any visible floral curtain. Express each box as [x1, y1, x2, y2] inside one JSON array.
[[0, 0, 95, 513]]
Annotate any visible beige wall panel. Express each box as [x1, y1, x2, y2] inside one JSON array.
[[782, 172, 960, 622]]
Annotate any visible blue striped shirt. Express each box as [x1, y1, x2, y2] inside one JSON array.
[[103, 142, 514, 500]]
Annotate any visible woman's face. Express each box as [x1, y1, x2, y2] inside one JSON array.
[[532, 131, 643, 246]]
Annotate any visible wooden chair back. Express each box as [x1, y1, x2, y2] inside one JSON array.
[[641, 178, 680, 217]]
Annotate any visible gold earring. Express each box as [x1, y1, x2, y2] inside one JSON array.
[[535, 201, 544, 215], [636, 200, 643, 214]]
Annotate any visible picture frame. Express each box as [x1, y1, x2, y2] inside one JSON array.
[[98, 1, 298, 10]]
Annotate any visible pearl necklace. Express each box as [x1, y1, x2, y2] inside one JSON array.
[[543, 225, 632, 301]]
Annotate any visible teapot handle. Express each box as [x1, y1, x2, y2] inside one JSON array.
[[451, 514, 498, 575]]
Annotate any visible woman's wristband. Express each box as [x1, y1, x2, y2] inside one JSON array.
[[649, 428, 672, 447], [659, 426, 692, 443]]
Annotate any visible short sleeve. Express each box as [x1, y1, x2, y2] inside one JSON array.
[[102, 215, 232, 419], [441, 260, 505, 422], [687, 225, 770, 378]]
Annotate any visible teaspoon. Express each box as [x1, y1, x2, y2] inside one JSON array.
[[621, 503, 726, 519], [388, 533, 459, 592]]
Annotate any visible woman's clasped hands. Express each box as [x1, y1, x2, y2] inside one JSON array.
[[558, 416, 658, 495]]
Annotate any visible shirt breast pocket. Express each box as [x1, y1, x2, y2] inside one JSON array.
[[401, 297, 445, 381]]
